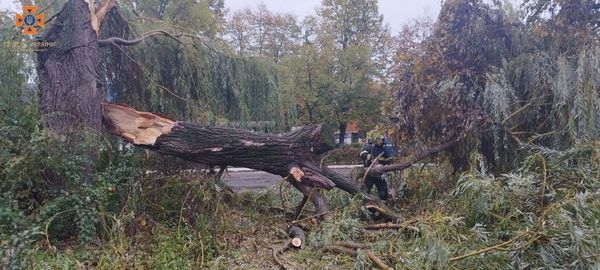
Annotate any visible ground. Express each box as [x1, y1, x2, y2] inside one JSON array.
[[27, 167, 410, 269]]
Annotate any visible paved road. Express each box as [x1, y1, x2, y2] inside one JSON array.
[[222, 165, 361, 192]]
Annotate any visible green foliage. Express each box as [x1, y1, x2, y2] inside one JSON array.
[[390, 0, 600, 177], [0, 62, 146, 267], [390, 0, 516, 174], [222, 1, 391, 136], [97, 3, 294, 131]]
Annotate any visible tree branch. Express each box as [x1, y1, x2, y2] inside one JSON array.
[[363, 222, 420, 233], [449, 231, 532, 262], [365, 250, 393, 270], [98, 30, 183, 46], [369, 137, 464, 175]]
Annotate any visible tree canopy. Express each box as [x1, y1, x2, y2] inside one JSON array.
[[389, 0, 599, 174]]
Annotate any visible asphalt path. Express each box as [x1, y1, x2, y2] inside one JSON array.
[[222, 165, 361, 192]]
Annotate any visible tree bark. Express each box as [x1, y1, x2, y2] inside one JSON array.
[[367, 138, 462, 176], [37, 0, 103, 185]]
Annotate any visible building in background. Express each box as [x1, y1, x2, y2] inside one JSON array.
[[334, 121, 363, 145]]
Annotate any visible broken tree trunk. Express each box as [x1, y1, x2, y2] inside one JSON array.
[[102, 103, 340, 217], [102, 104, 333, 178], [102, 103, 460, 220]]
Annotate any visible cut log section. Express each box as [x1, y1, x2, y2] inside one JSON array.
[[288, 225, 306, 249]]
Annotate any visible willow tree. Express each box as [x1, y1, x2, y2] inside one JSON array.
[[96, 0, 294, 130], [37, 0, 116, 185], [33, 0, 299, 193], [32, 0, 388, 221], [518, 0, 600, 142], [391, 0, 599, 176], [390, 0, 515, 175], [482, 0, 600, 167]]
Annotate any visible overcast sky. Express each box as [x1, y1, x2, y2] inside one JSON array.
[[0, 0, 441, 32], [224, 0, 443, 32]]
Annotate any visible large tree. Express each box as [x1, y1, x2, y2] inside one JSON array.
[[390, 0, 599, 176], [221, 1, 392, 142], [222, 4, 302, 62], [37, 0, 113, 185], [97, 1, 294, 128], [313, 0, 390, 144], [34, 0, 298, 193], [390, 0, 514, 174]]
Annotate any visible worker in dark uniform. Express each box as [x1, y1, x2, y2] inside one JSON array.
[[359, 135, 393, 200]]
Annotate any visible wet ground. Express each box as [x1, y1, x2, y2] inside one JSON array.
[[222, 165, 361, 192]]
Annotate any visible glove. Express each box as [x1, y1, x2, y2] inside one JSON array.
[[367, 154, 372, 161]]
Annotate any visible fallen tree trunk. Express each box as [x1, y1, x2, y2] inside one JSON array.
[[101, 103, 460, 220], [102, 103, 340, 216]]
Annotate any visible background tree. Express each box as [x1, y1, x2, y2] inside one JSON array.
[[1, 0, 298, 249], [220, 1, 391, 140], [222, 4, 302, 62], [316, 0, 389, 145], [277, 0, 387, 144]]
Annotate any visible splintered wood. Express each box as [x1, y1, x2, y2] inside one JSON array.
[[101, 103, 175, 145]]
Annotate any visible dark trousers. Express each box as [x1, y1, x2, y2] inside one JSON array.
[[364, 176, 388, 201]]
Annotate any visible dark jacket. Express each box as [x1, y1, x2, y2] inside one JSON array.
[[359, 139, 393, 167]]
